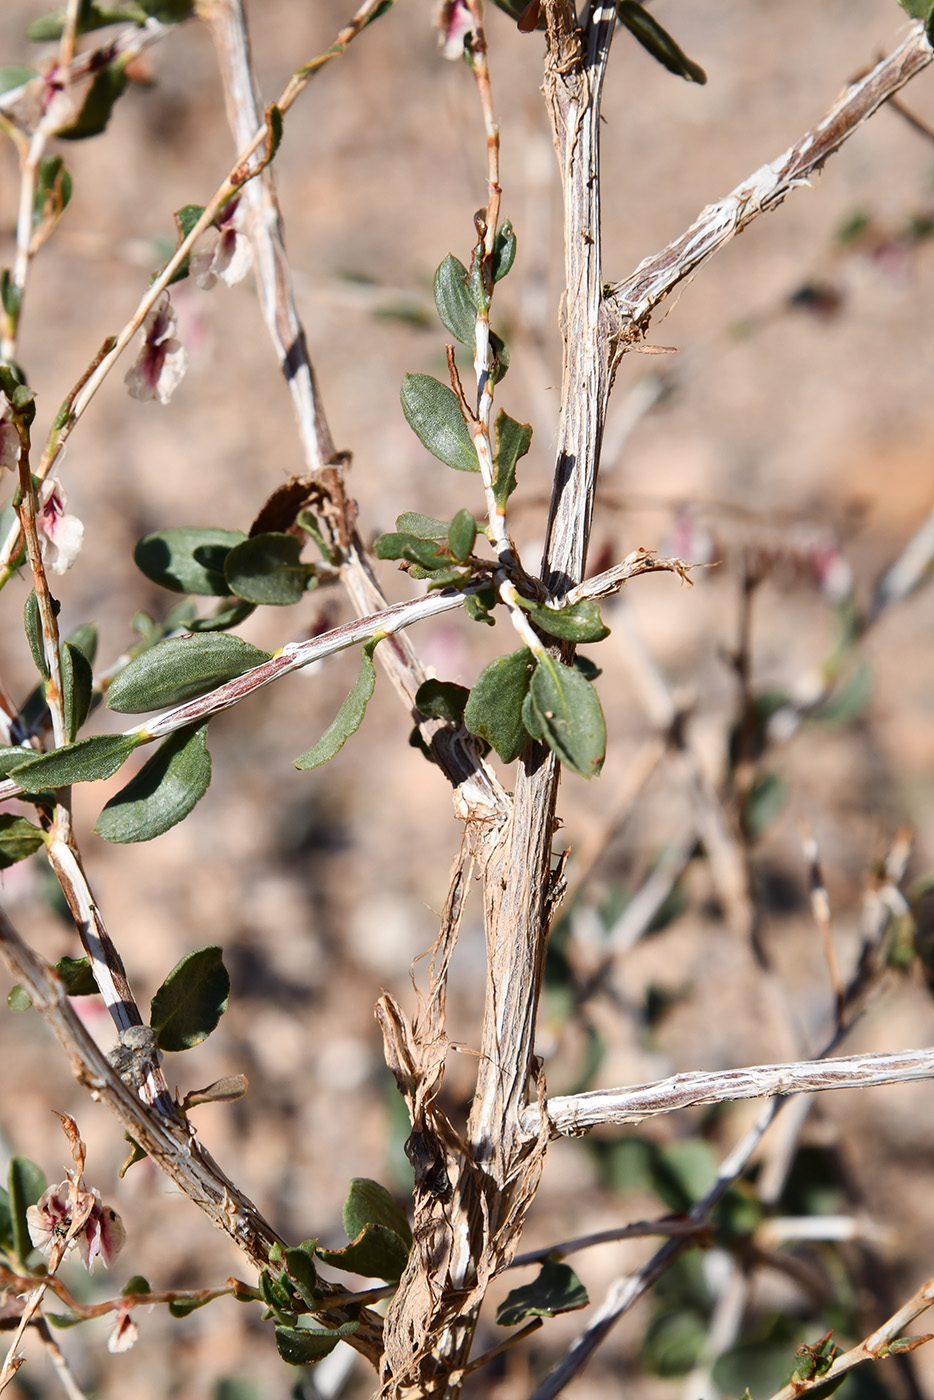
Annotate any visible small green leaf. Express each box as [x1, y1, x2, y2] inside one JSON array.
[[94, 721, 211, 844], [25, 589, 59, 679], [10, 733, 143, 792], [343, 1177, 412, 1247], [119, 1136, 148, 1177], [275, 1322, 359, 1367], [741, 770, 787, 843], [9, 1156, 46, 1267], [55, 956, 98, 996], [224, 533, 311, 605], [492, 410, 532, 508], [33, 156, 73, 231], [373, 533, 448, 569], [294, 639, 381, 770], [315, 1224, 410, 1282], [283, 1243, 321, 1309], [0, 1185, 12, 1254], [464, 592, 496, 625], [394, 512, 451, 540], [617, 2, 707, 83], [447, 508, 477, 563], [7, 986, 32, 1012], [0, 66, 37, 94], [0, 272, 22, 323], [464, 647, 535, 763], [528, 599, 610, 644], [400, 373, 479, 473], [122, 1276, 151, 1297], [178, 1075, 248, 1111], [134, 527, 247, 596], [187, 599, 257, 633], [164, 203, 206, 285], [57, 58, 130, 139], [497, 1258, 589, 1326], [433, 254, 476, 344], [169, 1296, 212, 1318], [526, 656, 606, 778], [61, 641, 94, 741], [259, 1264, 295, 1318], [150, 945, 230, 1052], [106, 633, 269, 713], [492, 221, 517, 282], [414, 678, 470, 720], [0, 814, 45, 869], [27, 5, 147, 40], [66, 622, 98, 665]]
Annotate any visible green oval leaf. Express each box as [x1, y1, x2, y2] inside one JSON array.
[[497, 1259, 589, 1327], [57, 59, 130, 140], [107, 633, 270, 714], [464, 647, 535, 763], [134, 527, 248, 596], [94, 721, 212, 844], [25, 589, 58, 679], [275, 1321, 359, 1367], [373, 532, 448, 568], [492, 221, 517, 282], [433, 254, 476, 344], [224, 533, 311, 605], [9, 1156, 46, 1268], [0, 814, 45, 869], [150, 945, 229, 1052], [34, 155, 72, 229], [526, 656, 606, 778], [493, 410, 532, 508], [55, 956, 98, 996], [400, 373, 479, 474], [528, 599, 610, 644], [7, 986, 32, 1011], [315, 1223, 410, 1282], [414, 678, 470, 720], [61, 641, 94, 741], [394, 512, 451, 540], [343, 1177, 412, 1247], [617, 2, 707, 84], [448, 509, 477, 563], [294, 639, 381, 770], [0, 65, 37, 94], [11, 732, 143, 792]]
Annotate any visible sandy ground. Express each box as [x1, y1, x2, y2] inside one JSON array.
[[1, 2, 934, 1398]]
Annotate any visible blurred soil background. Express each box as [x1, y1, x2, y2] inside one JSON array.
[[1, 1, 934, 1398]]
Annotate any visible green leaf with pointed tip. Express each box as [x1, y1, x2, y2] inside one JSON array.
[[150, 945, 229, 1052], [224, 533, 311, 605], [434, 254, 475, 344], [259, 1266, 295, 1318], [66, 622, 98, 665], [528, 599, 610, 644], [134, 527, 247, 595], [7, 986, 32, 1011], [343, 1177, 412, 1247], [497, 1258, 589, 1326], [107, 633, 269, 713], [526, 656, 606, 778], [119, 1135, 148, 1177], [10, 732, 143, 792], [400, 373, 479, 473], [61, 641, 94, 742], [275, 1322, 359, 1367], [464, 647, 535, 763], [25, 590, 59, 679], [55, 956, 97, 996], [57, 58, 130, 140], [9, 1156, 45, 1268], [395, 512, 451, 540], [95, 721, 211, 844], [448, 509, 477, 563], [415, 679, 470, 720], [493, 410, 531, 508], [492, 221, 517, 282], [0, 814, 44, 869], [0, 1184, 12, 1255], [617, 2, 707, 83], [294, 639, 381, 770]]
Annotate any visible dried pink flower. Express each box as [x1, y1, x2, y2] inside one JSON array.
[[191, 198, 252, 290], [26, 1175, 125, 1272], [435, 0, 475, 59], [108, 1304, 140, 1354], [125, 292, 188, 405], [37, 476, 84, 574]]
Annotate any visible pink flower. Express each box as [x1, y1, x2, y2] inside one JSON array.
[[108, 1304, 140, 1354], [125, 292, 187, 405], [26, 1176, 125, 1272], [190, 198, 252, 290], [0, 393, 21, 472], [435, 0, 475, 59], [37, 477, 84, 574]]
